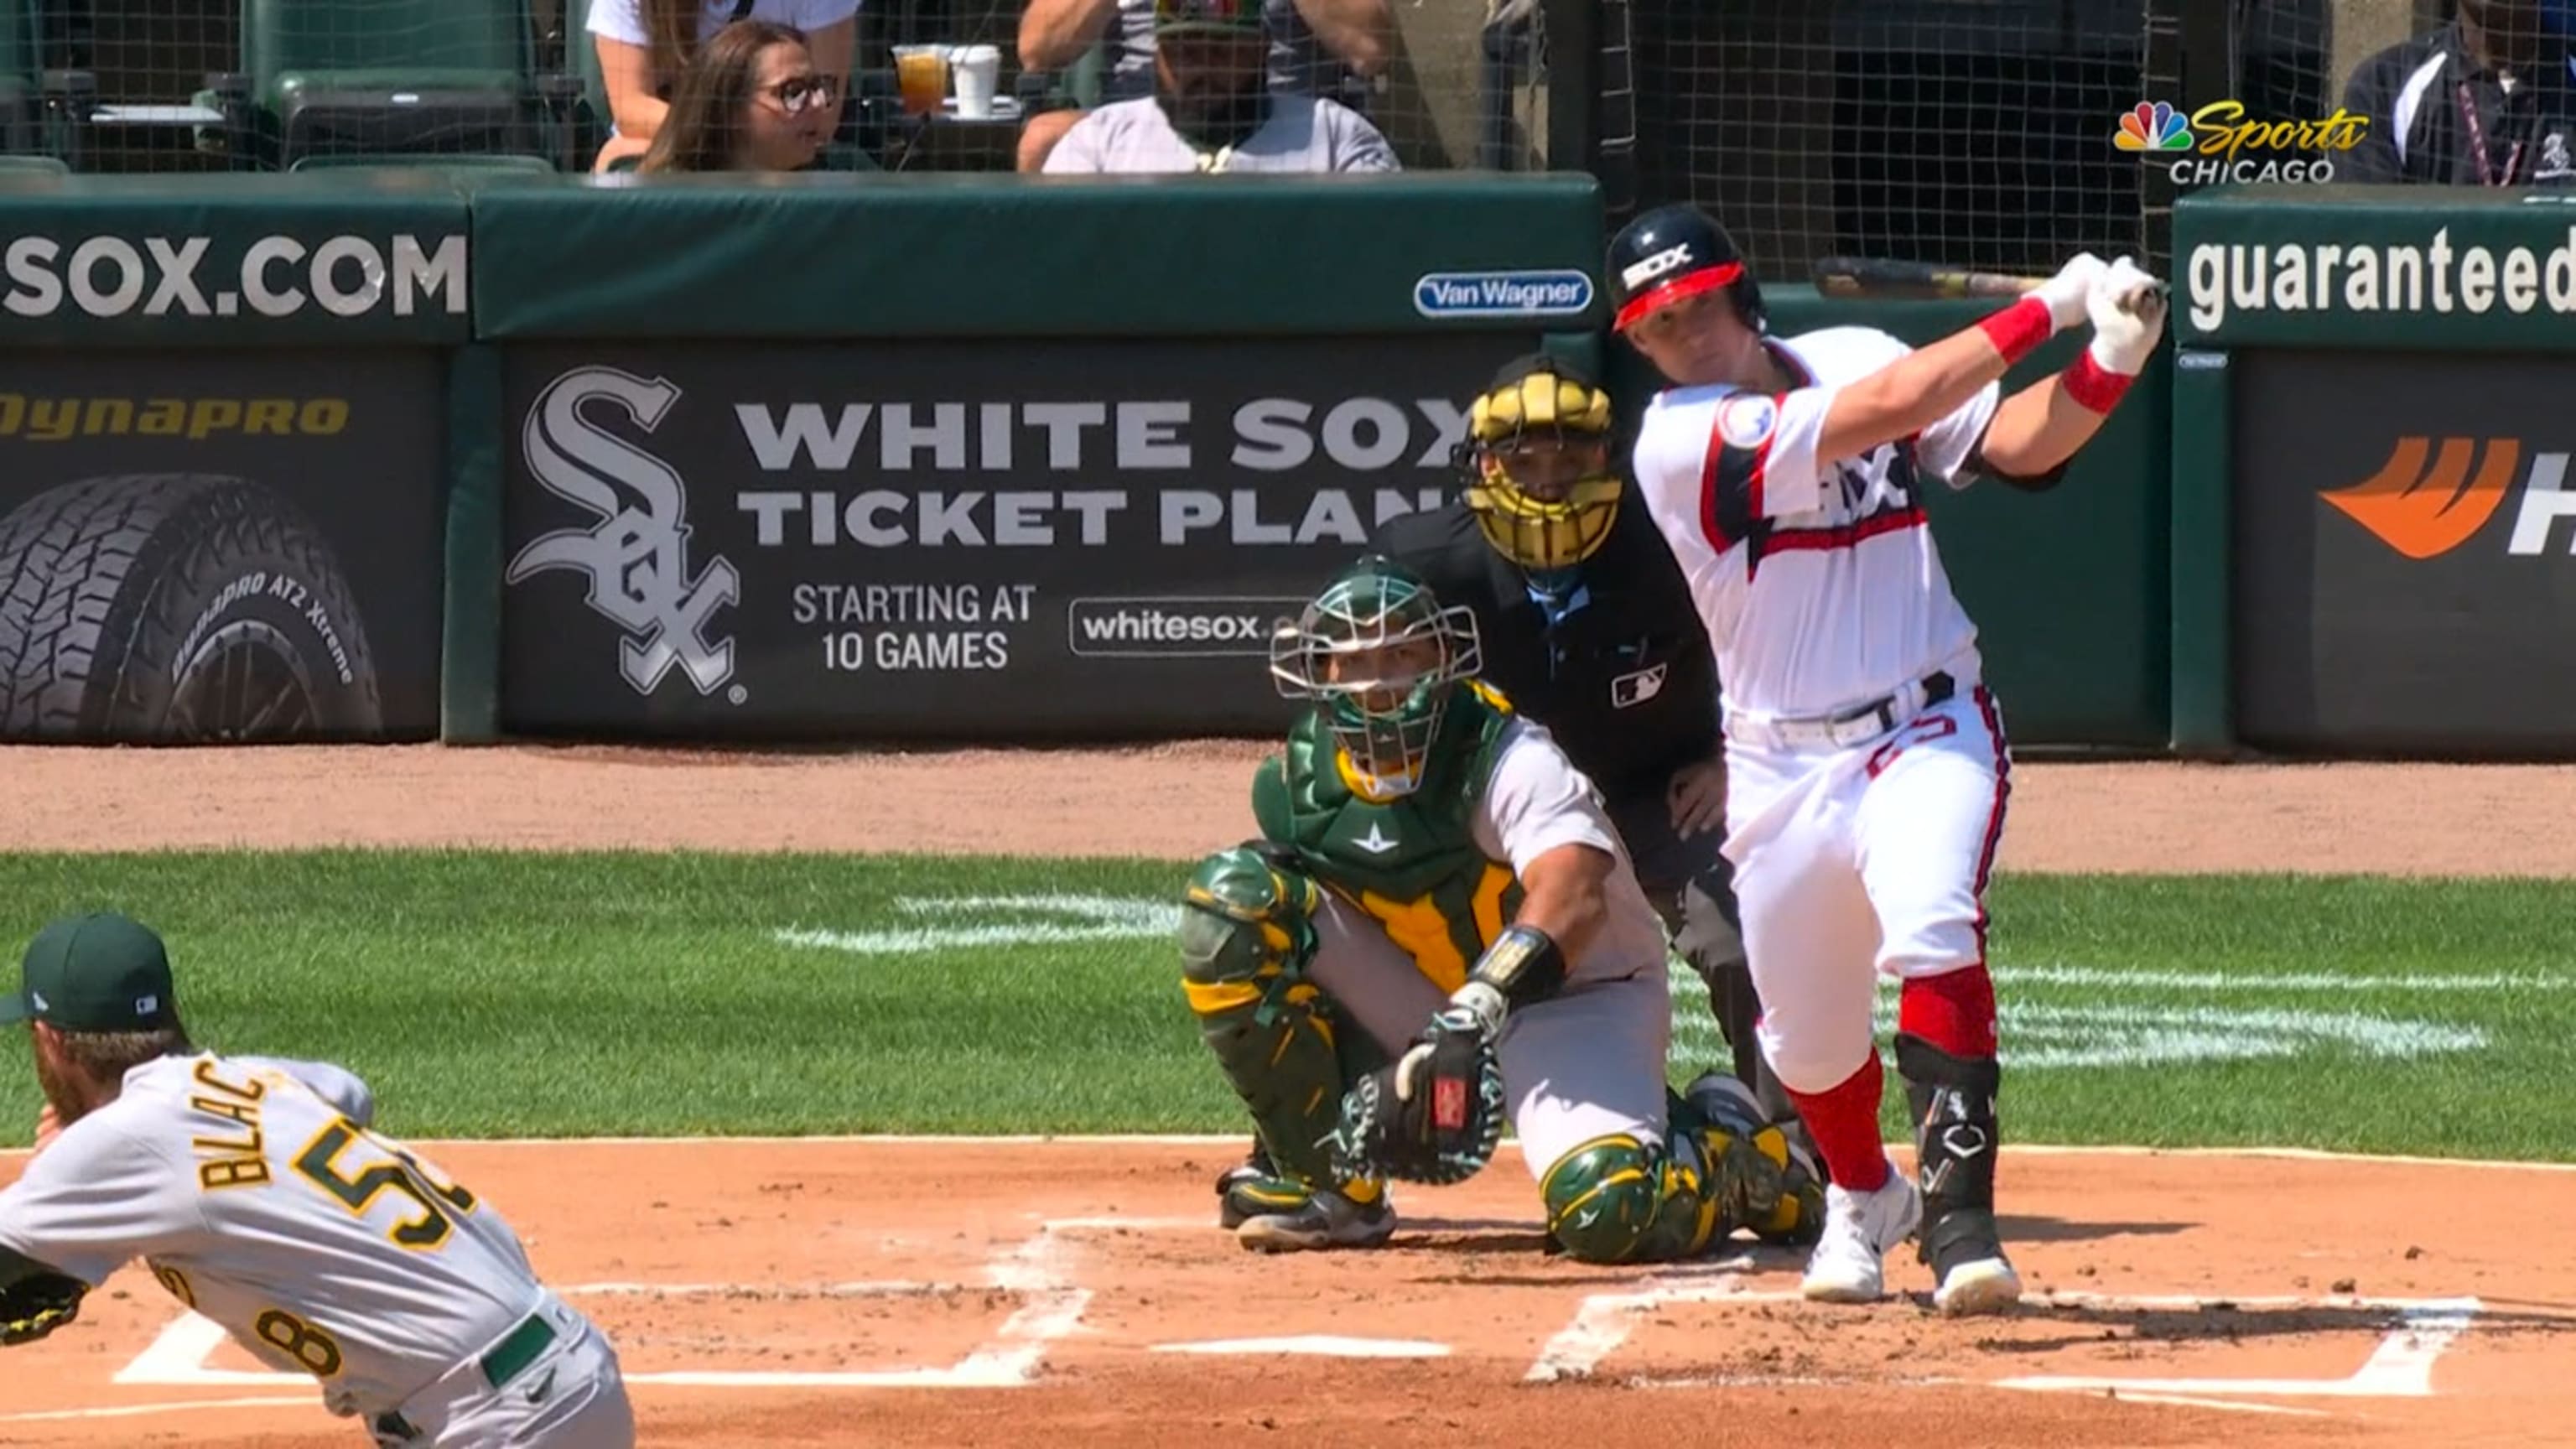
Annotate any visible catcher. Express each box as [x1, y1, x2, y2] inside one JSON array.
[[0, 911, 635, 1447], [1176, 556, 1822, 1259]]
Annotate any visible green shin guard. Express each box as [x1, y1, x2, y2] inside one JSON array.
[[1895, 1033, 2005, 1275], [1179, 847, 1379, 1201]]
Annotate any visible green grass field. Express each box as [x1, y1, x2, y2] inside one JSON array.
[[0, 851, 2563, 1159]]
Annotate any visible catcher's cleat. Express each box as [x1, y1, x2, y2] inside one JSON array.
[[1215, 1143, 1302, 1230], [1236, 1188, 1396, 1253]]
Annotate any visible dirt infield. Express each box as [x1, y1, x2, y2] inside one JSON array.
[[2, 745, 2573, 1446]]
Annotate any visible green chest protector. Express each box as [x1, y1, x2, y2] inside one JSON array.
[[1254, 684, 1526, 994]]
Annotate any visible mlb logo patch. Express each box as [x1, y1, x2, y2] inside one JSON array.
[[1611, 663, 1668, 709]]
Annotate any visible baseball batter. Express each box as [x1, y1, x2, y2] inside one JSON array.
[[0, 911, 634, 1447], [1176, 556, 1820, 1262], [1602, 205, 2165, 1313]]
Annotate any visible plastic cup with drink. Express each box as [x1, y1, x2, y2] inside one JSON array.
[[893, 44, 948, 117]]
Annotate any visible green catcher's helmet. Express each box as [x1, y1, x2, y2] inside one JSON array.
[[1269, 556, 1483, 798]]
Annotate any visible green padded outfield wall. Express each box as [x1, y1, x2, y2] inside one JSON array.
[[1601, 287, 2174, 749], [469, 171, 1607, 339]]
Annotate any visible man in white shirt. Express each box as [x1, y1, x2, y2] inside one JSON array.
[[1043, 0, 1397, 174]]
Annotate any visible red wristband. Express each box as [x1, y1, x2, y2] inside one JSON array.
[[2061, 349, 2134, 414], [1974, 296, 2052, 366]]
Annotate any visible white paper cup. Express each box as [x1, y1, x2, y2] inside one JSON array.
[[951, 44, 1001, 119]]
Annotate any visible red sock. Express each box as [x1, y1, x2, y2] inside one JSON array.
[[1784, 1052, 1890, 1192], [1899, 967, 1998, 1058]]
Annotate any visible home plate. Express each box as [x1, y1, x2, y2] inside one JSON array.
[[1150, 1335, 1452, 1358]]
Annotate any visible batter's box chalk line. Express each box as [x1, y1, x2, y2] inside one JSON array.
[[1525, 1278, 2485, 1406], [108, 1223, 1107, 1397]]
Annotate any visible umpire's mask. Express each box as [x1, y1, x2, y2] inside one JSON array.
[[1459, 355, 1622, 579]]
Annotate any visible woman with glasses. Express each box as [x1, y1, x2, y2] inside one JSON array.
[[589, 0, 860, 173], [636, 20, 843, 173]]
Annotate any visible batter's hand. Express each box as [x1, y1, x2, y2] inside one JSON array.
[[1668, 757, 1727, 839], [2032, 252, 2108, 333], [2085, 255, 2167, 374]]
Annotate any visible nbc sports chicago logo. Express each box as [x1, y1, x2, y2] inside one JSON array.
[[2112, 99, 2366, 185]]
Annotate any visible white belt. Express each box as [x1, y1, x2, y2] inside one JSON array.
[[1723, 670, 1961, 750]]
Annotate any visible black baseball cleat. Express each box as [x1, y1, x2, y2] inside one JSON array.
[[1215, 1140, 1290, 1229], [1919, 1205, 2023, 1316]]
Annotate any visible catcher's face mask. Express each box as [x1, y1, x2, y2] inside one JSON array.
[[1270, 564, 1482, 799], [1462, 365, 1622, 574]]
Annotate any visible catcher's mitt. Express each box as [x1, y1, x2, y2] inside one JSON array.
[[1328, 1005, 1507, 1186], [0, 1268, 85, 1347]]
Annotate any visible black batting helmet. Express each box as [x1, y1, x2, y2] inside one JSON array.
[[1606, 205, 1766, 335]]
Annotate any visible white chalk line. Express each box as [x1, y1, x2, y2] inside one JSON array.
[[108, 1221, 1104, 1400], [1530, 1276, 2485, 1406]]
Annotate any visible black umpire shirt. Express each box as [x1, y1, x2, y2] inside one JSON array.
[[1369, 496, 1720, 807], [2339, 21, 2576, 185]]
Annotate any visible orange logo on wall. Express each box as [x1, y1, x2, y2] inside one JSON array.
[[2319, 437, 2521, 559]]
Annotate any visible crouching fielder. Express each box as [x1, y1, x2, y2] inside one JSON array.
[[0, 911, 634, 1448], [1176, 556, 1821, 1263]]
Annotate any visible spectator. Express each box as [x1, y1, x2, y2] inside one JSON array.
[[1016, 0, 1392, 172], [2339, 0, 2575, 184], [590, 0, 860, 173], [634, 20, 839, 174], [1041, 0, 1396, 173]]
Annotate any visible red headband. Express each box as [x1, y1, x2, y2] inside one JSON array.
[[1613, 262, 1744, 332]]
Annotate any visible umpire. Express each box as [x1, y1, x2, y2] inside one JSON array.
[[1372, 351, 1792, 1127]]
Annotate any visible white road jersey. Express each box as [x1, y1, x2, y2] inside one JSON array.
[[1628, 325, 2000, 720], [1468, 716, 1671, 987], [0, 1053, 547, 1421]]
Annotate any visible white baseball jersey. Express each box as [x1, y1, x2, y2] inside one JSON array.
[[1628, 325, 2000, 720], [1467, 716, 1670, 988], [0, 1053, 548, 1421]]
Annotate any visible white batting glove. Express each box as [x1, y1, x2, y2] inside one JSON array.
[[2085, 255, 2168, 375], [2031, 252, 2108, 334]]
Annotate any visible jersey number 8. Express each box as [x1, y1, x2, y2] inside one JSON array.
[[292, 1117, 480, 1251]]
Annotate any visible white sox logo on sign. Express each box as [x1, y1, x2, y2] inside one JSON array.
[[509, 366, 742, 699]]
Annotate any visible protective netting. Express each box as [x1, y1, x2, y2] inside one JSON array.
[[1603, 0, 2156, 283], [6, 0, 1493, 174]]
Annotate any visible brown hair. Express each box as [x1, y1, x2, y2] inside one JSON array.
[[52, 1025, 194, 1087], [636, 19, 811, 174], [644, 0, 699, 96]]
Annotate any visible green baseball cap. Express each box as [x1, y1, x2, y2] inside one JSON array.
[[0, 912, 179, 1032], [1153, 0, 1264, 38]]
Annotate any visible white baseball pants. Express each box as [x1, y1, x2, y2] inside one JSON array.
[[1719, 687, 2011, 1093]]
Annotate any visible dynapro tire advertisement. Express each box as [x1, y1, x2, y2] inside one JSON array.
[[499, 335, 1535, 740], [0, 353, 445, 743]]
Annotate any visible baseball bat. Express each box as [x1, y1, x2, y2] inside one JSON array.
[[1811, 257, 2048, 300], [1810, 256, 2168, 317]]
